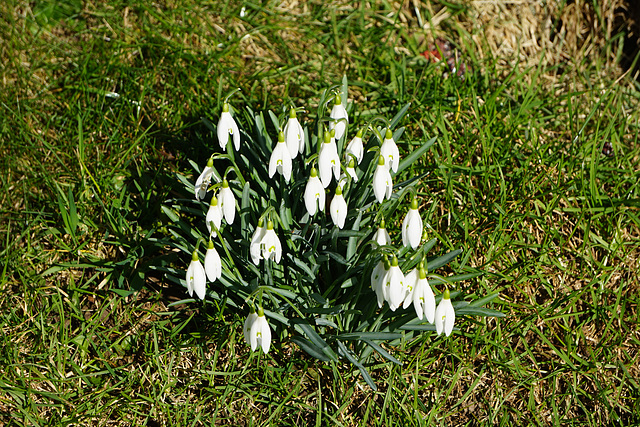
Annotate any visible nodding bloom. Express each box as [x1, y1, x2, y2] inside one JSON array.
[[380, 128, 400, 173], [204, 240, 222, 283], [268, 131, 293, 182], [330, 185, 348, 229], [411, 267, 436, 323], [218, 179, 236, 225], [402, 198, 423, 249], [346, 158, 358, 182], [248, 308, 272, 354], [206, 195, 223, 237], [260, 220, 282, 263], [435, 289, 455, 336], [371, 257, 389, 308], [384, 256, 406, 311], [243, 310, 259, 347], [329, 94, 348, 141], [373, 219, 391, 246], [195, 157, 216, 200], [345, 128, 364, 164], [186, 251, 206, 300], [372, 155, 393, 203], [304, 167, 325, 216], [284, 108, 305, 158], [217, 102, 240, 151], [318, 131, 340, 188], [250, 219, 267, 265]]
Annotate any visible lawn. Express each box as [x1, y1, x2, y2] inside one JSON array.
[[1, 0, 639, 425]]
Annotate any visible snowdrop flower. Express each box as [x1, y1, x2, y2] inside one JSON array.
[[260, 220, 282, 263], [204, 240, 222, 283], [373, 219, 391, 246], [318, 131, 340, 188], [268, 131, 293, 182], [345, 128, 364, 164], [330, 185, 348, 229], [206, 195, 223, 237], [370, 257, 389, 308], [412, 267, 436, 323], [329, 94, 348, 140], [186, 251, 206, 300], [243, 310, 259, 347], [346, 158, 358, 182], [284, 108, 304, 158], [384, 256, 405, 311], [217, 102, 240, 151], [372, 155, 393, 203], [402, 267, 418, 309], [380, 128, 400, 173], [304, 167, 325, 216], [250, 219, 267, 265], [249, 308, 272, 354], [402, 198, 423, 249], [218, 179, 236, 224], [195, 157, 216, 200], [435, 289, 455, 336]]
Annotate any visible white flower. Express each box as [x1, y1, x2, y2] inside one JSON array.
[[218, 179, 236, 224], [205, 195, 223, 237], [304, 168, 325, 216], [329, 94, 348, 140], [204, 241, 222, 283], [402, 198, 423, 249], [402, 267, 418, 309], [329, 186, 348, 229], [284, 108, 305, 158], [380, 128, 400, 173], [243, 311, 259, 347], [384, 256, 405, 311], [217, 102, 240, 151], [413, 267, 436, 323], [435, 289, 455, 336], [268, 131, 293, 182], [370, 258, 388, 308], [318, 131, 340, 188], [195, 158, 216, 200], [250, 219, 267, 265], [249, 309, 272, 354], [186, 251, 206, 300], [260, 220, 282, 263], [346, 158, 358, 182], [345, 129, 364, 164], [372, 155, 393, 203], [373, 219, 391, 246]]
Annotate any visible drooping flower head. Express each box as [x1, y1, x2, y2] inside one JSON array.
[[318, 130, 340, 188], [372, 155, 393, 203], [206, 195, 223, 237], [402, 198, 423, 249], [204, 240, 222, 283], [195, 157, 216, 200], [380, 128, 400, 173], [250, 218, 267, 265], [374, 218, 391, 246], [412, 266, 435, 323], [260, 220, 282, 263], [243, 309, 259, 347], [249, 307, 272, 354], [269, 131, 293, 182], [284, 108, 305, 158], [218, 179, 236, 225], [435, 288, 455, 336], [186, 251, 206, 300], [304, 167, 325, 216], [345, 128, 364, 165], [371, 256, 389, 308], [329, 185, 348, 229], [384, 255, 406, 311], [329, 94, 348, 141], [217, 102, 240, 151]]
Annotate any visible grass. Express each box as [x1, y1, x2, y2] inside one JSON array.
[[1, 0, 639, 425]]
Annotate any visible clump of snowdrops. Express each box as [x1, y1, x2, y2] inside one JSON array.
[[163, 78, 502, 389]]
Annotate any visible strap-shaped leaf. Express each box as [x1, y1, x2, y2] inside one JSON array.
[[295, 323, 338, 361], [337, 332, 402, 340], [396, 136, 437, 174], [292, 336, 332, 362], [427, 248, 462, 270], [337, 340, 377, 391], [389, 102, 411, 128], [363, 340, 402, 365], [455, 306, 506, 317]]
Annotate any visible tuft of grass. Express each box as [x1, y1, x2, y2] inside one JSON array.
[[1, 0, 639, 425]]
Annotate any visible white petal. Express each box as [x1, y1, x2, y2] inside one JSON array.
[[187, 259, 206, 300], [284, 117, 303, 159], [205, 247, 222, 282], [435, 298, 455, 336], [250, 314, 271, 353], [386, 266, 405, 311], [374, 228, 391, 246], [380, 137, 400, 173], [244, 312, 258, 346], [219, 187, 236, 224], [330, 104, 348, 140], [330, 194, 348, 228], [195, 166, 214, 200], [346, 136, 363, 164], [304, 176, 325, 215], [206, 204, 223, 237], [250, 226, 266, 265], [217, 112, 234, 150], [402, 209, 423, 249], [403, 268, 418, 310], [373, 165, 392, 203]]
